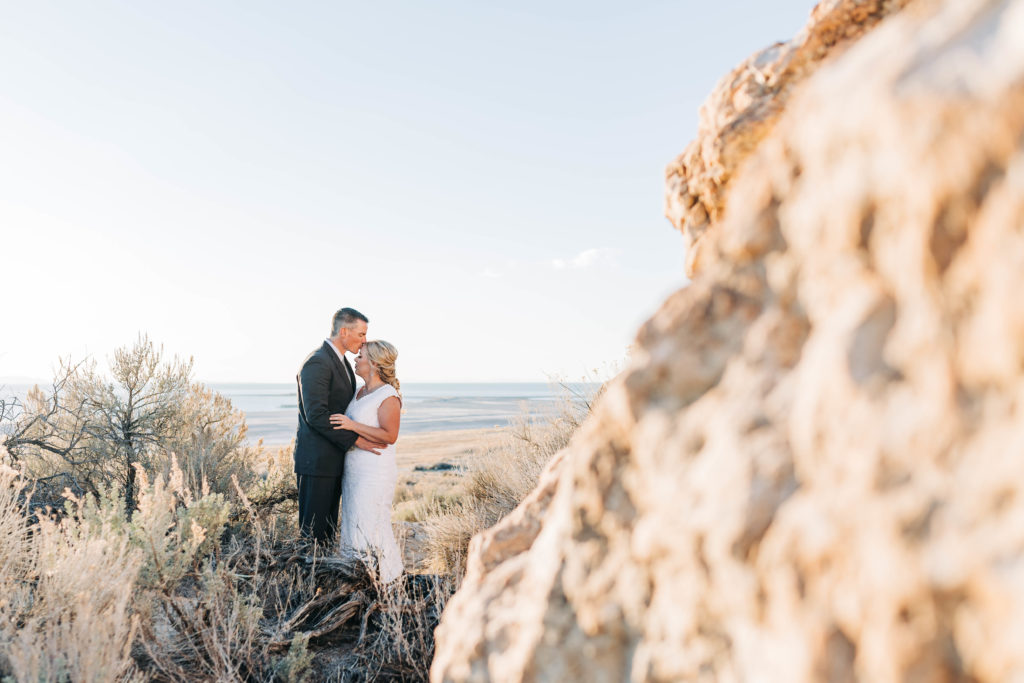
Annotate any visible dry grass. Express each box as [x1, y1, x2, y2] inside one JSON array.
[[393, 487, 464, 523], [420, 383, 601, 577], [0, 374, 602, 681], [0, 440, 453, 682], [0, 457, 143, 682]]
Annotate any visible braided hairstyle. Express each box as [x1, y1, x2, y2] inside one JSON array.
[[363, 340, 401, 399]]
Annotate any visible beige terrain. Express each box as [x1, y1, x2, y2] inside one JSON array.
[[392, 427, 508, 520], [391, 427, 510, 573]]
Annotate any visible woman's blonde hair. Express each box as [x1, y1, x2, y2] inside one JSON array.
[[364, 340, 400, 398]]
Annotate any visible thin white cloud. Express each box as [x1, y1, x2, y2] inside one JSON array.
[[482, 250, 618, 278], [550, 247, 619, 270], [478, 259, 523, 278]]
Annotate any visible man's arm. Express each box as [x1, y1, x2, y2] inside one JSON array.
[[298, 355, 359, 452], [329, 397, 401, 445], [354, 436, 386, 454]]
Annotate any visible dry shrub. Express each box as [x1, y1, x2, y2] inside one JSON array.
[[153, 383, 261, 501], [0, 459, 144, 682], [0, 369, 603, 681], [330, 569, 454, 682], [141, 560, 277, 681], [246, 442, 299, 515], [1, 384, 447, 682], [129, 467, 298, 682], [3, 337, 261, 512], [129, 464, 446, 682], [190, 528, 454, 682], [0, 452, 311, 683], [422, 381, 602, 577]]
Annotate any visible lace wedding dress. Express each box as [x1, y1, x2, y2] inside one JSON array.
[[339, 383, 403, 582]]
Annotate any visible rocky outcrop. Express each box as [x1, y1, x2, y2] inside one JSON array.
[[432, 0, 1024, 680], [664, 0, 913, 277]]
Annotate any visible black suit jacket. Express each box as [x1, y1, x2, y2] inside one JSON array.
[[293, 341, 359, 477]]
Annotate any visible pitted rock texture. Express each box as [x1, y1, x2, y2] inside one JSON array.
[[664, 0, 914, 277], [432, 0, 1024, 681]]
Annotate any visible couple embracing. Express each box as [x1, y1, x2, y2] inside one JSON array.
[[292, 307, 403, 582]]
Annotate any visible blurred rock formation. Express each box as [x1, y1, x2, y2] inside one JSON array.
[[433, 0, 1024, 680], [665, 0, 914, 276]]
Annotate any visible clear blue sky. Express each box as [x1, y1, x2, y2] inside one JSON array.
[[1, 1, 816, 383]]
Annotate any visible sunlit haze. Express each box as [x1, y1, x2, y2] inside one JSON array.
[[1, 1, 816, 383]]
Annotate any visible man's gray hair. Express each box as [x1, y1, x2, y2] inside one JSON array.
[[331, 307, 369, 336]]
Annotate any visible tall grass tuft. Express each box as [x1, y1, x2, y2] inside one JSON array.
[[0, 455, 144, 682], [421, 381, 602, 577]]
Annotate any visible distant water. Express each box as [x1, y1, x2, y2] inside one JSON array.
[[2, 382, 598, 446]]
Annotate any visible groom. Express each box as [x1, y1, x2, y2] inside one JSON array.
[[294, 307, 384, 545]]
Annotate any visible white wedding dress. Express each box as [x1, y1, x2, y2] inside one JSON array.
[[339, 383, 403, 583]]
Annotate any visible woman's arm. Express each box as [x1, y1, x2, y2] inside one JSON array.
[[329, 396, 401, 445]]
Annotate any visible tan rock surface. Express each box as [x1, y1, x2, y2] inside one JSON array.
[[433, 0, 1024, 680], [664, 0, 914, 277]]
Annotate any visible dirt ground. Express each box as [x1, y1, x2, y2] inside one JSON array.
[[392, 427, 507, 521], [389, 427, 508, 573]]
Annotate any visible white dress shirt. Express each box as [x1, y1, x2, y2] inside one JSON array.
[[325, 339, 348, 366]]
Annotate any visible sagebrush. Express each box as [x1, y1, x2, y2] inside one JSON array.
[[0, 344, 601, 681]]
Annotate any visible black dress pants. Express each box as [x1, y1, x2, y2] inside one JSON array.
[[296, 474, 342, 545]]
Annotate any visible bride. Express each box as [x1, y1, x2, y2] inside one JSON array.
[[329, 339, 404, 582]]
